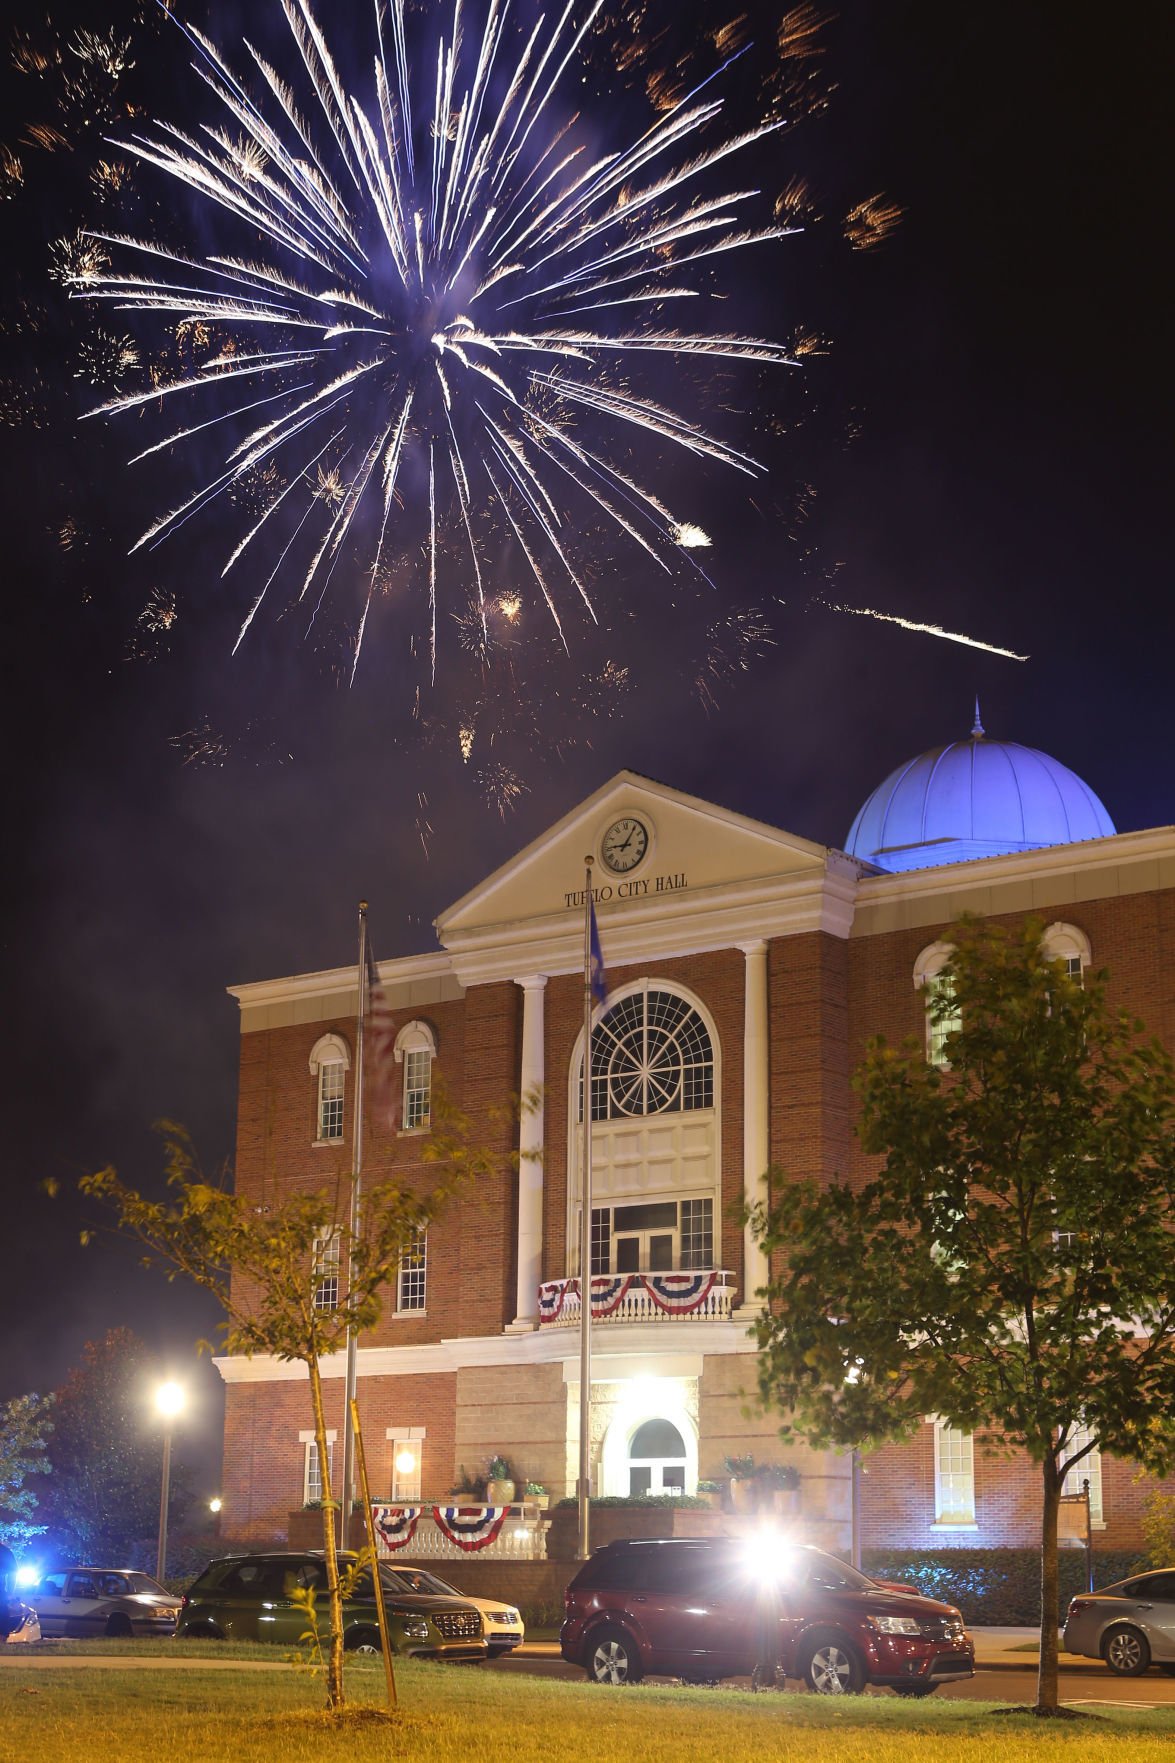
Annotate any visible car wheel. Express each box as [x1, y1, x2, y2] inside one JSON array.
[[891, 1682, 937, 1698], [1104, 1626, 1151, 1676], [105, 1613, 134, 1639], [345, 1627, 382, 1655], [587, 1625, 644, 1686], [799, 1636, 865, 1695]]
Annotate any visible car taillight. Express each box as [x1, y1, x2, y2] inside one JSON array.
[[181, 1595, 190, 1610], [1068, 1599, 1089, 1613], [564, 1587, 575, 1608]]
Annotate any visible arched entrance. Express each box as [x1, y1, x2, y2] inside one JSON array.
[[626, 1418, 687, 1497]]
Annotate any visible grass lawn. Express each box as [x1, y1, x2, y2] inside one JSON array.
[[2, 1655, 1174, 1763]]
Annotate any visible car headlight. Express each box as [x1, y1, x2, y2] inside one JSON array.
[[401, 1617, 431, 1640], [488, 1610, 518, 1624], [868, 1614, 923, 1636]]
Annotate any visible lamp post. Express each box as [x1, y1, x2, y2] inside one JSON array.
[[154, 1382, 185, 1583]]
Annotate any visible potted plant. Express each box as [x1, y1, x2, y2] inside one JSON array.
[[724, 1453, 757, 1513], [757, 1461, 802, 1515], [448, 1463, 484, 1501], [486, 1455, 516, 1505], [524, 1479, 549, 1510], [696, 1478, 723, 1511]]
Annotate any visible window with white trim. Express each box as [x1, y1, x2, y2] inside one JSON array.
[[397, 1228, 427, 1312], [1042, 922, 1091, 988], [395, 1020, 437, 1131], [312, 1229, 341, 1311], [1063, 1420, 1103, 1523], [914, 943, 959, 1068], [304, 1437, 334, 1505], [309, 1033, 351, 1144], [933, 1420, 975, 1524], [390, 1437, 423, 1501], [581, 986, 714, 1120]]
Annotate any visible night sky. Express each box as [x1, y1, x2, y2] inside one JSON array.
[[1, 1, 1171, 1496]]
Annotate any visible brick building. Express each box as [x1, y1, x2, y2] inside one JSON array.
[[217, 715, 1175, 1553]]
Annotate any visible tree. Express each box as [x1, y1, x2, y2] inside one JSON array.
[[80, 1087, 499, 1711], [36, 1329, 189, 1564], [750, 915, 1175, 1716], [0, 1393, 54, 1553]]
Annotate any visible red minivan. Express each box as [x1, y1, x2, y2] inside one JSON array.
[[560, 1537, 974, 1695]]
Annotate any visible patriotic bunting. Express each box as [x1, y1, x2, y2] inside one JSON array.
[[371, 1504, 422, 1550], [539, 1271, 722, 1324], [431, 1505, 510, 1551]]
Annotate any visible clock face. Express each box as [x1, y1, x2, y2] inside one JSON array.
[[601, 816, 649, 874]]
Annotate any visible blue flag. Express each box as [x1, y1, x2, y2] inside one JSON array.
[[589, 899, 608, 1006]]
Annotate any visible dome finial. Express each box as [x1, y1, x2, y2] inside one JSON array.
[[971, 696, 985, 739]]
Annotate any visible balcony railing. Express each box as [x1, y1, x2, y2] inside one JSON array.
[[538, 1269, 736, 1327], [370, 1502, 549, 1561]]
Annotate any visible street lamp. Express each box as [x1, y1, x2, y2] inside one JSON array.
[[154, 1381, 185, 1582]]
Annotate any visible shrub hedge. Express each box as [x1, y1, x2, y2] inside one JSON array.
[[862, 1547, 1141, 1625]]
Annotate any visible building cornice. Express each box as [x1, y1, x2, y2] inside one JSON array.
[[212, 1317, 758, 1385], [853, 822, 1175, 928]]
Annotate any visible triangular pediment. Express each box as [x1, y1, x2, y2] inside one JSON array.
[[437, 773, 843, 969]]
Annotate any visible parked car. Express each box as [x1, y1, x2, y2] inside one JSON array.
[[1064, 1570, 1175, 1675], [29, 1568, 180, 1639], [379, 1564, 525, 1656], [561, 1537, 974, 1695], [177, 1551, 486, 1661]]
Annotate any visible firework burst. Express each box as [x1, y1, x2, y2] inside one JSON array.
[[79, 0, 800, 681]]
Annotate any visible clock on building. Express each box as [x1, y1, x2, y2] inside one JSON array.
[[601, 816, 650, 873]]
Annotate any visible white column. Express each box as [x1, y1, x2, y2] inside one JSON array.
[[737, 939, 770, 1318], [508, 975, 547, 1331]]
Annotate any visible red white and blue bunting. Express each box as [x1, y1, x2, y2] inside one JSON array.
[[371, 1504, 423, 1551], [538, 1272, 721, 1323], [431, 1505, 510, 1551], [644, 1272, 720, 1314]]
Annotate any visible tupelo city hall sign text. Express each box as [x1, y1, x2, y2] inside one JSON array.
[[564, 872, 687, 908]]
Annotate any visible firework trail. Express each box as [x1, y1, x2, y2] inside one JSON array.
[[816, 599, 1029, 661], [79, 0, 800, 679]]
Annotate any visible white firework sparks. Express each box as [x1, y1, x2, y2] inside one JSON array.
[[819, 599, 1029, 661], [77, 0, 799, 678]]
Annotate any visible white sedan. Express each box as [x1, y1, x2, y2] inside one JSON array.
[[1064, 1569, 1175, 1675], [381, 1566, 524, 1656]]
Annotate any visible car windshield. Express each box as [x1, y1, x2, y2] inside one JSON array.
[[127, 1574, 170, 1596], [380, 1567, 456, 1598]]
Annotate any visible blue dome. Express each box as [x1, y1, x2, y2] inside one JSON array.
[[846, 713, 1115, 873]]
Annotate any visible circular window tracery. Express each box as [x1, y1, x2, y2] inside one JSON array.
[[583, 987, 714, 1120]]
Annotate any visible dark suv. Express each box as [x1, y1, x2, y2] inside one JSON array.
[[561, 1538, 974, 1696], [178, 1551, 486, 1661]]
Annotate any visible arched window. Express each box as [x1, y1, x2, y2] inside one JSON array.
[[626, 1419, 687, 1498], [395, 1020, 437, 1131], [1042, 921, 1091, 986], [914, 942, 959, 1068], [309, 1033, 351, 1143], [581, 986, 714, 1121]]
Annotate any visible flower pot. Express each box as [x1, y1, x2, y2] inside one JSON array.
[[487, 1479, 516, 1505], [698, 1490, 723, 1512], [771, 1487, 801, 1517], [729, 1477, 757, 1514], [525, 1493, 549, 1510]]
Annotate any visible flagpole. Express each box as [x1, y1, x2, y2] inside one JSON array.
[[340, 900, 368, 1543], [577, 857, 594, 1561]]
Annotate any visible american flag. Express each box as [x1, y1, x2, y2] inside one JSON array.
[[365, 940, 401, 1131]]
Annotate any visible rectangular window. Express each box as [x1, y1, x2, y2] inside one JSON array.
[[934, 1421, 975, 1523], [1062, 954, 1084, 986], [680, 1197, 714, 1269], [313, 1230, 341, 1311], [397, 1228, 427, 1312], [1063, 1421, 1103, 1523], [926, 974, 961, 1068], [318, 1060, 344, 1141], [403, 1049, 432, 1129], [390, 1438, 422, 1501], [304, 1438, 333, 1505]]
